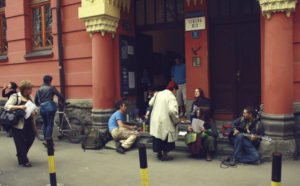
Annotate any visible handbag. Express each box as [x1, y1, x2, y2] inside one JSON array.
[[38, 90, 57, 113], [0, 94, 26, 127], [222, 124, 233, 137], [184, 132, 197, 145]]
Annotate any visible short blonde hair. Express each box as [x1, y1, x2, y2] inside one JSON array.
[[19, 80, 34, 93]]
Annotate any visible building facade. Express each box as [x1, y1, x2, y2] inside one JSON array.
[[0, 0, 299, 157]]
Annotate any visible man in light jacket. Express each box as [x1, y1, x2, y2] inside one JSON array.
[[149, 81, 179, 161]]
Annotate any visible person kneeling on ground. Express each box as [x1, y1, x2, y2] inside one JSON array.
[[108, 101, 139, 154], [227, 107, 264, 166], [187, 108, 218, 161]]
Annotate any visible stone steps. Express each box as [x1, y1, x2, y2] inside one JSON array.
[[139, 121, 234, 157]]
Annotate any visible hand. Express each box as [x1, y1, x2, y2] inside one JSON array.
[[187, 126, 193, 132], [233, 129, 240, 136], [20, 105, 26, 110], [250, 134, 257, 141], [31, 111, 37, 116], [200, 127, 206, 132]]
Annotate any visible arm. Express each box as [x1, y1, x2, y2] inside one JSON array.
[[168, 95, 179, 125], [34, 90, 40, 106], [4, 94, 26, 110], [2, 88, 8, 97], [117, 120, 136, 130], [52, 86, 65, 102], [149, 92, 158, 107]]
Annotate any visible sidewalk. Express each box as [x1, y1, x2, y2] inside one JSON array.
[[0, 132, 299, 186]]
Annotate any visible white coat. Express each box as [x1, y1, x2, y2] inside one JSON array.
[[149, 89, 179, 142]]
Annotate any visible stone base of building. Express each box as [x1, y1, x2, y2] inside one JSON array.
[[259, 138, 297, 160], [91, 109, 115, 129], [260, 112, 297, 159]]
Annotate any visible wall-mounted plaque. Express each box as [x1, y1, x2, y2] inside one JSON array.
[[185, 16, 206, 31], [192, 57, 201, 67]]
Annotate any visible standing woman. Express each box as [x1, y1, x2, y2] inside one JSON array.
[[2, 82, 18, 99], [149, 81, 179, 161], [5, 80, 36, 167]]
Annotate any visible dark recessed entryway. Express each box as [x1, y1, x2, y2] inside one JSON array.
[[208, 0, 261, 119]]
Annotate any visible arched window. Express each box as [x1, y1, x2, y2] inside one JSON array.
[[31, 0, 52, 49], [0, 0, 7, 55]]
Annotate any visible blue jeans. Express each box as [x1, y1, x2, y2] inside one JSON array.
[[41, 111, 56, 140], [233, 133, 260, 163]]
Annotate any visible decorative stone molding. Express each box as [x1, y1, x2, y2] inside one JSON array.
[[258, 0, 298, 19], [79, 0, 132, 35]]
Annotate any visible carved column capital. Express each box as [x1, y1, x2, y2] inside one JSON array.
[[258, 0, 298, 19], [79, 0, 132, 35]]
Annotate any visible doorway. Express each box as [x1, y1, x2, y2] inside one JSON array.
[[208, 0, 261, 119]]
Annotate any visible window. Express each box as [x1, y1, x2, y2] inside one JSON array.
[[31, 2, 53, 49], [0, 0, 5, 8], [0, 0, 7, 55]]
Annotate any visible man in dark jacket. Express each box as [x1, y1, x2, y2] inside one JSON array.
[[35, 75, 64, 142], [228, 107, 264, 165]]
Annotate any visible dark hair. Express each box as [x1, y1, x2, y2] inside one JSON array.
[[115, 100, 126, 110], [10, 82, 18, 90], [199, 108, 212, 123], [43, 75, 53, 84], [195, 88, 205, 99], [244, 107, 256, 117]]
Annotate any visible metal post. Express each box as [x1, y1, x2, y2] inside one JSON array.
[[138, 144, 149, 186], [271, 152, 282, 186]]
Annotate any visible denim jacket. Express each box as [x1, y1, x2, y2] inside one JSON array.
[[34, 84, 64, 106]]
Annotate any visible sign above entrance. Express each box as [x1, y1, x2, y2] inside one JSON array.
[[185, 17, 206, 31]]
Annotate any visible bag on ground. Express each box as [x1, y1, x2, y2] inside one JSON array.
[[81, 128, 112, 151]]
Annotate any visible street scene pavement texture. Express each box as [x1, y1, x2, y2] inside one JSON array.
[[1, 132, 300, 186]]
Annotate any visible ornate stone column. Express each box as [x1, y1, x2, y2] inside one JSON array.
[[79, 0, 131, 129], [258, 0, 297, 158]]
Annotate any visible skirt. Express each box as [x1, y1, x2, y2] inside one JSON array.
[[152, 136, 175, 153]]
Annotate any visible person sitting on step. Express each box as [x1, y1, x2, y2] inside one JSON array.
[[226, 107, 265, 166], [108, 101, 139, 154]]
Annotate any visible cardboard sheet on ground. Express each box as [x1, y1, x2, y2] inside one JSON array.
[[25, 101, 37, 119], [191, 118, 204, 133]]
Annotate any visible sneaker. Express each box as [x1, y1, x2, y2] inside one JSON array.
[[116, 146, 126, 154]]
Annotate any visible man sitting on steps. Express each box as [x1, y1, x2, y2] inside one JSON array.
[[226, 107, 265, 166], [108, 101, 139, 154]]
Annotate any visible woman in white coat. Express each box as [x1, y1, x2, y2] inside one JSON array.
[[149, 81, 179, 161]]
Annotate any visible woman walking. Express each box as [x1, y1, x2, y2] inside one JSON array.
[[5, 80, 37, 167], [149, 81, 179, 161]]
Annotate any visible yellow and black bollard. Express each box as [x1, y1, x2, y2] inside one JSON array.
[[138, 144, 150, 186], [46, 139, 64, 186], [271, 152, 282, 186]]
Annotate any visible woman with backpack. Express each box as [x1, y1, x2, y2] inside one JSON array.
[[4, 80, 37, 167]]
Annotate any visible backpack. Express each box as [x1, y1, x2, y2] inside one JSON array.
[[81, 128, 112, 151]]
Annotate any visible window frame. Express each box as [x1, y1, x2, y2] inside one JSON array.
[[0, 6, 7, 55], [30, 0, 53, 50]]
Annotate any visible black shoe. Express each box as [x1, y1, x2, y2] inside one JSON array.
[[116, 146, 126, 154], [115, 141, 122, 148], [22, 162, 32, 167], [157, 152, 162, 160], [253, 159, 261, 165]]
